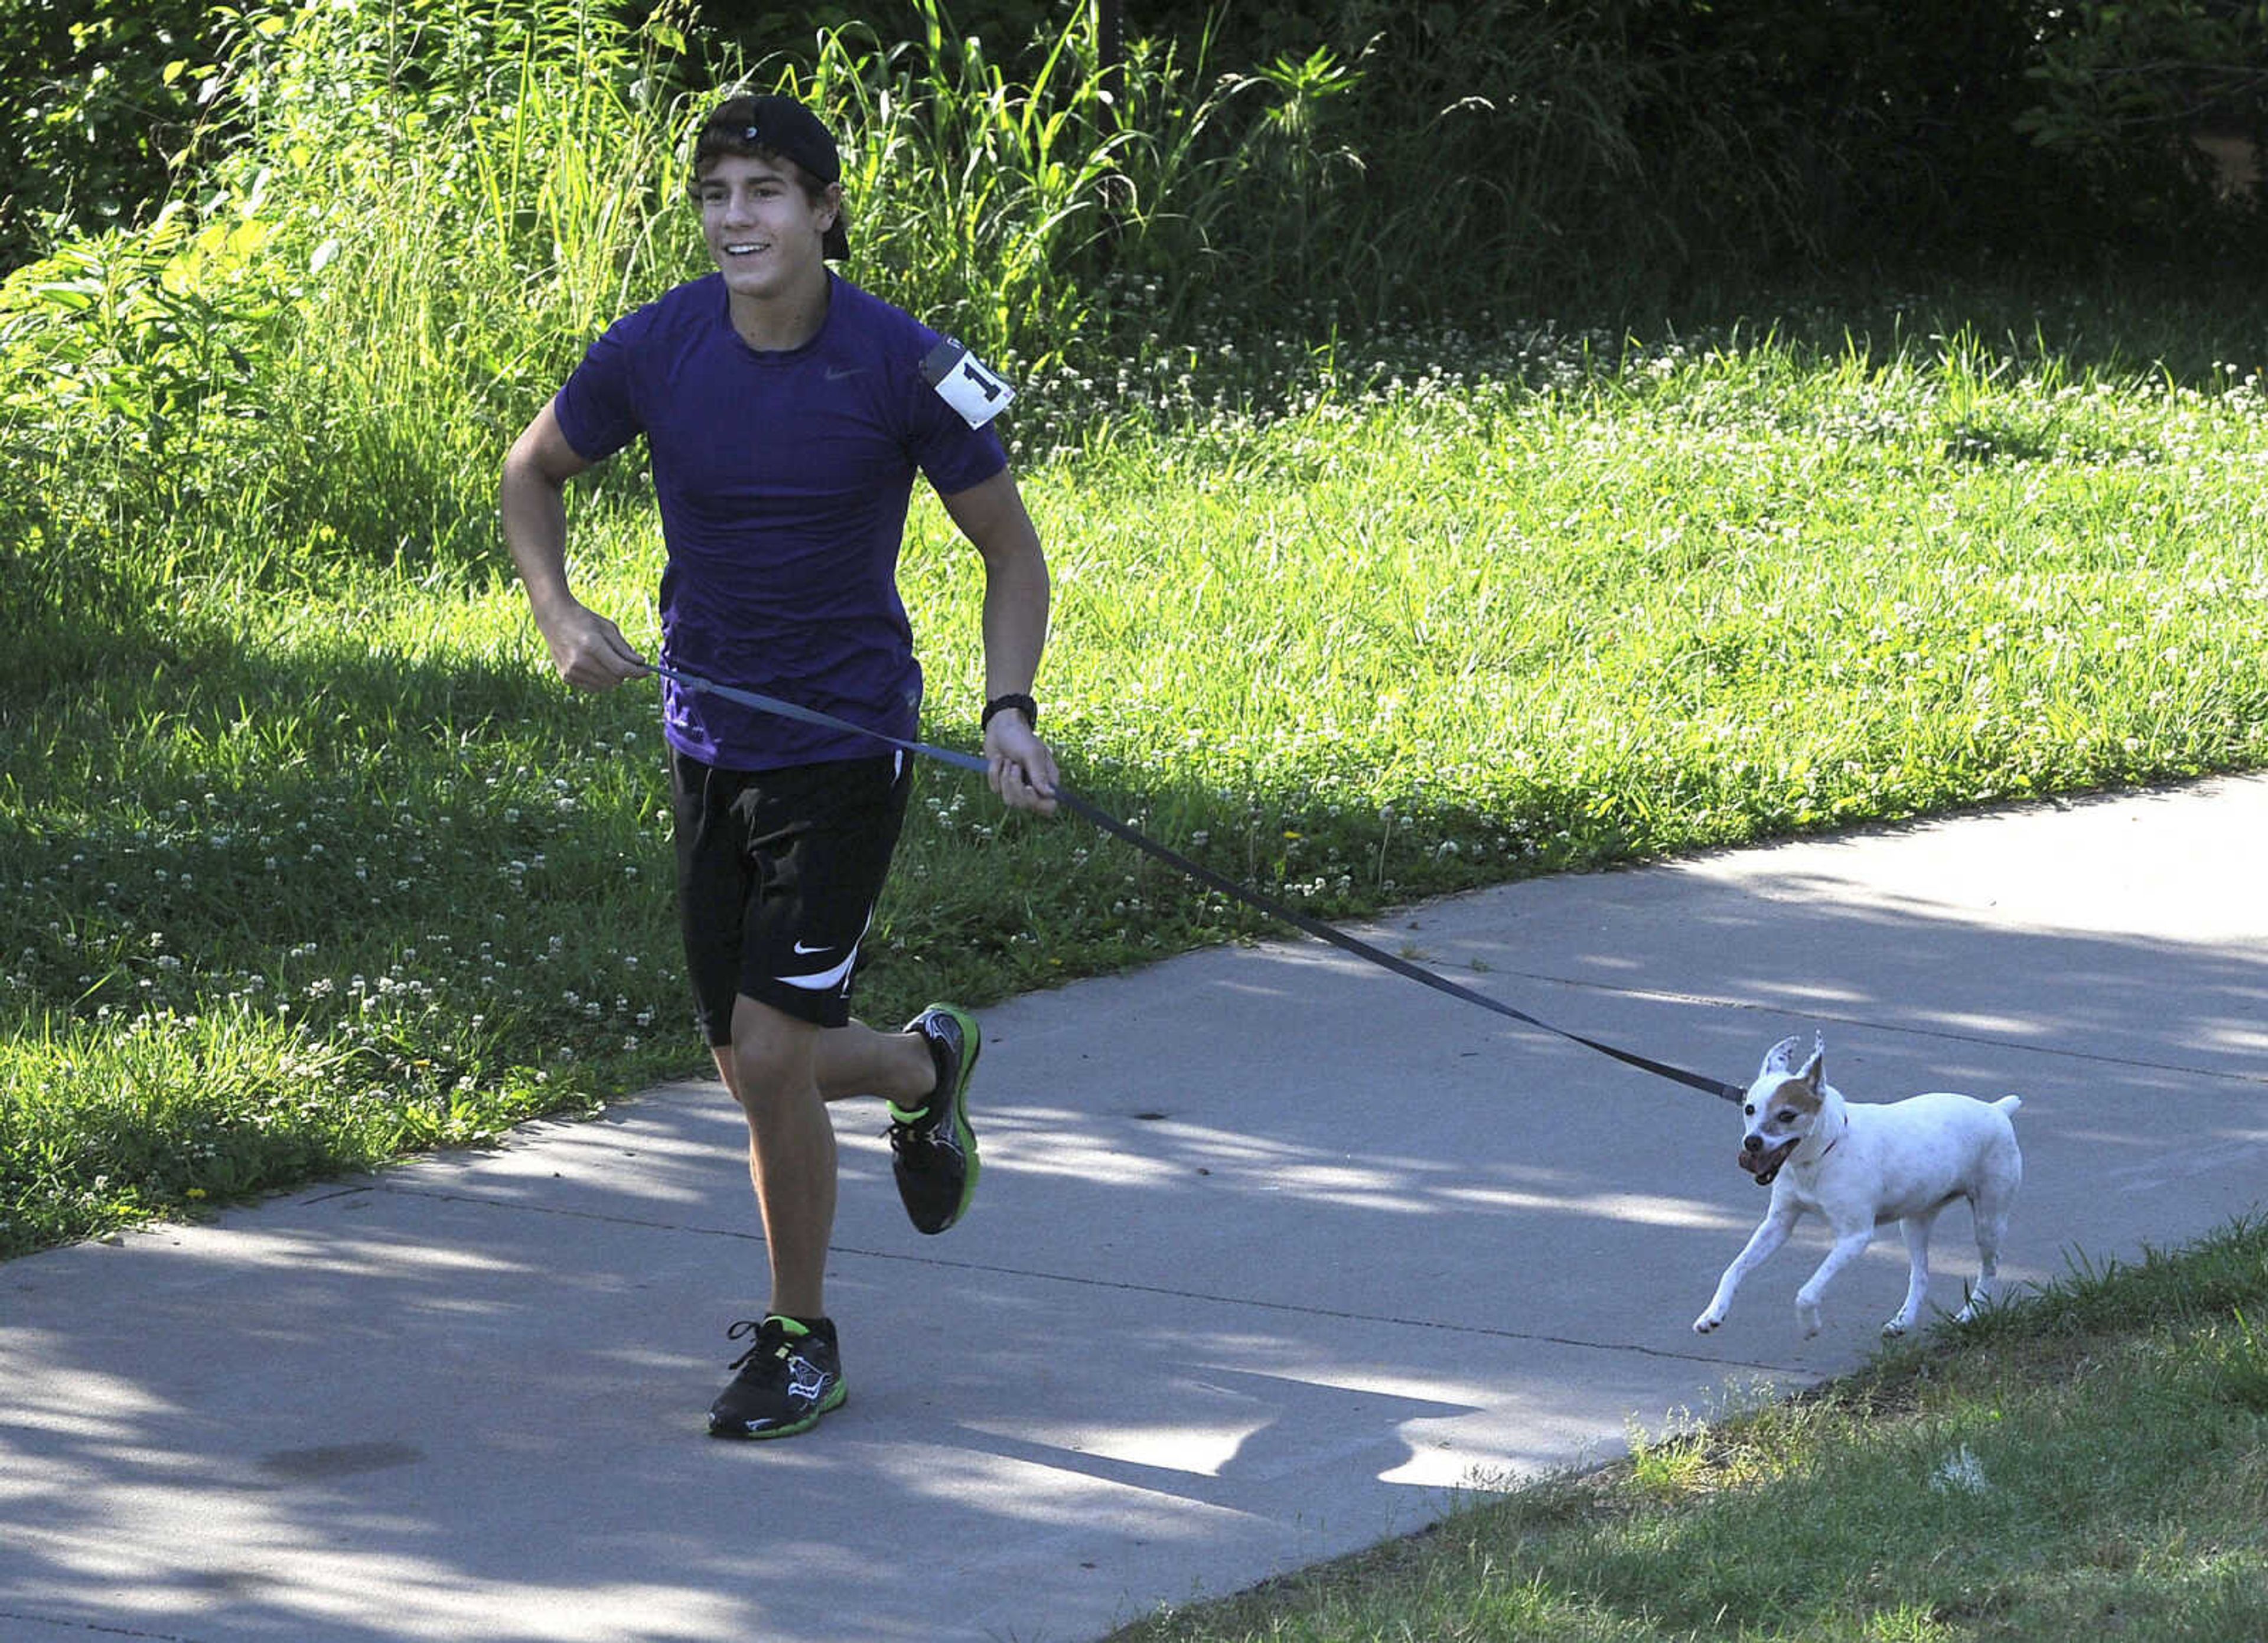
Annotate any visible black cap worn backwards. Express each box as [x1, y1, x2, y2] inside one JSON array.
[[695, 93, 849, 261]]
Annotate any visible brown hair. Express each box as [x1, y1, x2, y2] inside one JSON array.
[[686, 93, 851, 259]]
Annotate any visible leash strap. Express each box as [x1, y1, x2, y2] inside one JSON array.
[[651, 664, 1743, 1103]]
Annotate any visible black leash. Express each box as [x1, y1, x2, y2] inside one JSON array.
[[651, 665, 1744, 1103]]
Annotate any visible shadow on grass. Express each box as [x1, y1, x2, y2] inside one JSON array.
[[5, 560, 2263, 1261]]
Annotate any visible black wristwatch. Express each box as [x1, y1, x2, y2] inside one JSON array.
[[980, 692, 1038, 732]]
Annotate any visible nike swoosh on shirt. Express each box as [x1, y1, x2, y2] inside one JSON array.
[[823, 366, 863, 381]]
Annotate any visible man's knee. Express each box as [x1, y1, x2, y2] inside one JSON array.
[[729, 995, 820, 1113]]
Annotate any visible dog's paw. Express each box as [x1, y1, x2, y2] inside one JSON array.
[[1882, 1316, 1911, 1338], [1692, 1311, 1722, 1335], [1796, 1300, 1823, 1337]]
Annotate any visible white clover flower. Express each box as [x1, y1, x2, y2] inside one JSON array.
[[1930, 1445, 1989, 1494]]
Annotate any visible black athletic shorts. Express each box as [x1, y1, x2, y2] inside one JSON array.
[[671, 748, 913, 1041]]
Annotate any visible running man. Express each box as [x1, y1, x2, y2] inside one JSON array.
[[498, 92, 1060, 1438]]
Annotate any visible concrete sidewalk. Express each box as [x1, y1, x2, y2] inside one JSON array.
[[5, 775, 2266, 1643]]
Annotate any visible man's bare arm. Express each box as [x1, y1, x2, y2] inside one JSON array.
[[940, 468, 1058, 813], [499, 403, 647, 691]]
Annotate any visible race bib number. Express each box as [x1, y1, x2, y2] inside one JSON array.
[[920, 337, 1016, 429]]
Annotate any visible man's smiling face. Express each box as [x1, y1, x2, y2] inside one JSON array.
[[697, 152, 840, 305]]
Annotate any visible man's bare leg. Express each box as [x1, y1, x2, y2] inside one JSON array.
[[711, 1016, 934, 1106], [722, 996, 833, 1320], [710, 1006, 939, 1318]]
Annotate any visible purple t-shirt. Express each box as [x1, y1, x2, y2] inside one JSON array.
[[552, 272, 1008, 769]]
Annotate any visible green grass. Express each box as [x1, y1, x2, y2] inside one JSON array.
[[6, 302, 2268, 1256], [1102, 1215, 2268, 1643]]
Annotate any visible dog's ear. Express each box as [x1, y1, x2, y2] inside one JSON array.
[[1760, 1035, 1804, 1077], [1796, 1034, 1826, 1093]]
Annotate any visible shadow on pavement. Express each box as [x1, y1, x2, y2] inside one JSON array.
[[4, 781, 2265, 1641]]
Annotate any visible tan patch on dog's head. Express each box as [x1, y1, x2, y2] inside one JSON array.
[[1759, 1074, 1823, 1114]]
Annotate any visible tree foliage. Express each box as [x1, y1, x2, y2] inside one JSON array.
[[6, 0, 2263, 279], [0, 0, 226, 265]]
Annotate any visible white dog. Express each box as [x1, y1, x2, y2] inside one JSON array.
[[1693, 1034, 2022, 1339]]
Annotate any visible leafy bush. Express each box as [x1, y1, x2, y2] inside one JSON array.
[[2021, 0, 2268, 256], [0, 0, 223, 266]]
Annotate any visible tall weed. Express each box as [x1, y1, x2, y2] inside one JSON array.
[[198, 0, 700, 569], [755, 0, 1285, 380]]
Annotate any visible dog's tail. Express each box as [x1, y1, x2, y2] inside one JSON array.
[[1993, 1095, 2023, 1119]]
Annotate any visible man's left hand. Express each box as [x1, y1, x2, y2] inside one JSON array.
[[983, 714, 1058, 816]]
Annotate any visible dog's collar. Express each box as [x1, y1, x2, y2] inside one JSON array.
[[1800, 1114, 1850, 1172], [1820, 1109, 1850, 1158]]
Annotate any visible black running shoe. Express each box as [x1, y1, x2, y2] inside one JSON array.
[[888, 1004, 981, 1235], [706, 1315, 845, 1439]]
